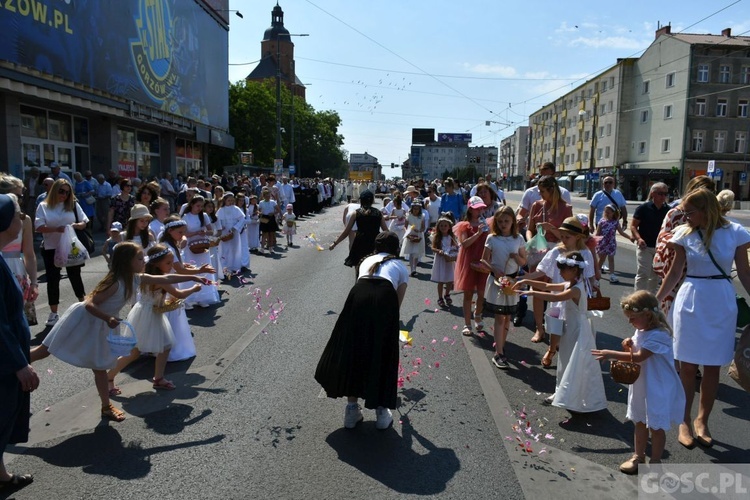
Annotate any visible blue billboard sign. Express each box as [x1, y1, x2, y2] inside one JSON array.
[[438, 133, 472, 143], [0, 0, 229, 129]]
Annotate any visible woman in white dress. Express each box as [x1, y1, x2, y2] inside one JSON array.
[[236, 193, 251, 270], [216, 192, 245, 275], [203, 199, 224, 281], [181, 196, 220, 308], [0, 176, 39, 327], [656, 188, 750, 449], [247, 195, 261, 252]]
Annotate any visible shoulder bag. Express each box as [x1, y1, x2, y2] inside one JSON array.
[[74, 207, 96, 254], [697, 229, 750, 328]]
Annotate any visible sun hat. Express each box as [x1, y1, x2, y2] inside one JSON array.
[[128, 204, 153, 221], [411, 198, 423, 207], [467, 196, 487, 210], [110, 222, 123, 232], [405, 185, 419, 194], [559, 216, 585, 235]]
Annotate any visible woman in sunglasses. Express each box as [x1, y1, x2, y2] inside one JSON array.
[[34, 179, 89, 327]]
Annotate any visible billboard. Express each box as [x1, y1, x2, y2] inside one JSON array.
[[410, 147, 421, 168], [438, 133, 472, 143], [412, 128, 435, 145], [0, 0, 229, 130]]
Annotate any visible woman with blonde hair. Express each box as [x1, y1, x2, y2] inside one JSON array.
[[35, 179, 89, 327], [656, 188, 750, 449]]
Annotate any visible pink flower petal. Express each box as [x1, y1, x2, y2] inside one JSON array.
[[431, 339, 437, 344], [424, 298, 431, 306]]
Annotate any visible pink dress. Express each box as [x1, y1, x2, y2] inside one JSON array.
[[453, 221, 489, 292]]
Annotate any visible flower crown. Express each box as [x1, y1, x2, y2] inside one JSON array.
[[145, 247, 171, 263], [165, 220, 187, 229], [622, 304, 659, 313], [555, 255, 585, 268]]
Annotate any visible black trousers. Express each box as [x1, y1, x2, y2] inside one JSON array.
[[41, 248, 85, 306]]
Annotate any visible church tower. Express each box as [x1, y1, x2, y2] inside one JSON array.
[[246, 3, 305, 100]]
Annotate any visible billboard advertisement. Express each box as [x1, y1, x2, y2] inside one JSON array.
[[438, 133, 472, 143], [0, 0, 229, 130], [412, 128, 435, 145]]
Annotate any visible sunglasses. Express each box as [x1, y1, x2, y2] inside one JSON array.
[[604, 181, 614, 185], [653, 191, 669, 196], [58, 188, 71, 195], [680, 209, 697, 218]]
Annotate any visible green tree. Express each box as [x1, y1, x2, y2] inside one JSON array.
[[210, 80, 347, 178]]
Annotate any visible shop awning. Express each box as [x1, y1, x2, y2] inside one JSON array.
[[574, 175, 587, 181]]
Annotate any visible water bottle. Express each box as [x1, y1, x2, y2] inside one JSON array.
[[479, 216, 489, 232]]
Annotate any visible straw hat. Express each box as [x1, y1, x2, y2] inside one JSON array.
[[559, 216, 584, 235], [128, 204, 153, 221], [404, 185, 419, 194]]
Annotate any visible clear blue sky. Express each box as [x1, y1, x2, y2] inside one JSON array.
[[227, 0, 749, 179]]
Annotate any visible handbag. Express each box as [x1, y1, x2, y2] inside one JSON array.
[[610, 347, 641, 384], [85, 195, 96, 205], [697, 229, 748, 328], [728, 326, 750, 392], [259, 216, 271, 224], [587, 289, 611, 311], [74, 209, 96, 254]]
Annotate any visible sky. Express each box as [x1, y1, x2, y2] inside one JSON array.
[[226, 0, 750, 179]]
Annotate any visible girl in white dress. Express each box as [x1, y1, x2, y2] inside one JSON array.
[[203, 199, 224, 281], [124, 204, 155, 250], [387, 195, 407, 241], [181, 197, 220, 307], [148, 197, 170, 241], [517, 251, 607, 413], [430, 215, 458, 307], [216, 193, 245, 275], [159, 217, 214, 361], [30, 242, 206, 422], [593, 290, 685, 473], [247, 195, 261, 252], [480, 206, 526, 369], [236, 193, 251, 269], [107, 245, 203, 392], [399, 200, 426, 276], [281, 204, 297, 247]]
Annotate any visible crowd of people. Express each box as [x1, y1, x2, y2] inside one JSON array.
[[1, 162, 749, 490]]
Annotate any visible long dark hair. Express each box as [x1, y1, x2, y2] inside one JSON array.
[[88, 241, 139, 302], [125, 218, 151, 248]]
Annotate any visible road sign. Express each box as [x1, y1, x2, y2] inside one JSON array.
[[740, 172, 747, 186], [273, 159, 283, 176], [707, 160, 715, 173], [714, 168, 723, 178], [289, 164, 296, 175]]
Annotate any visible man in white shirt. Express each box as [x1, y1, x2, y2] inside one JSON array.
[[279, 176, 296, 208]]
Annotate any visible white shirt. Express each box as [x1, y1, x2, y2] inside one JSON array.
[[357, 253, 409, 290], [35, 201, 88, 249], [280, 183, 296, 204]]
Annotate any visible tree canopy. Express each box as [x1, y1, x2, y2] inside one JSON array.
[[208, 80, 348, 178]]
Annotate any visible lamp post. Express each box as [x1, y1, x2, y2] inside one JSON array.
[[275, 33, 308, 169]]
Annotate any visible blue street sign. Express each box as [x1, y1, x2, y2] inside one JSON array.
[[289, 164, 296, 175]]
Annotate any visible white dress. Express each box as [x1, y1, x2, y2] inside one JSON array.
[[671, 222, 750, 365], [208, 217, 224, 281], [43, 278, 133, 370], [626, 328, 685, 430], [430, 235, 457, 283], [388, 207, 407, 240], [281, 213, 297, 235], [181, 212, 220, 306], [399, 213, 425, 259], [127, 288, 174, 353], [247, 207, 261, 250], [166, 246, 196, 362], [552, 280, 608, 412], [217, 205, 245, 274], [483, 234, 524, 313], [240, 209, 251, 268]]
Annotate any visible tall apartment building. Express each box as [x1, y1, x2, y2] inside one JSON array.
[[499, 126, 529, 190], [410, 144, 498, 180], [528, 26, 750, 199]]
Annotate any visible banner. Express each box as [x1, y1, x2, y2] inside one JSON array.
[[0, 0, 229, 130]]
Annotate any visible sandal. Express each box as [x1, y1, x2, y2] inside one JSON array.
[[0, 474, 34, 489], [541, 349, 556, 369], [101, 404, 126, 422], [530, 330, 546, 343], [437, 298, 446, 308], [108, 379, 121, 397], [153, 377, 176, 390], [461, 325, 473, 337], [474, 313, 484, 332], [445, 295, 453, 306]]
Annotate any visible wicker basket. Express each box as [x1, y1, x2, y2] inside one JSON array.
[[587, 290, 611, 311], [220, 232, 234, 242], [189, 239, 210, 254], [208, 237, 220, 248], [153, 299, 184, 314], [470, 261, 491, 273], [494, 277, 516, 296], [107, 321, 137, 357], [611, 347, 641, 384]]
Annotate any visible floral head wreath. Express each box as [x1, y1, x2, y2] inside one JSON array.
[[555, 255, 585, 268], [145, 247, 171, 263], [622, 304, 659, 313], [165, 220, 187, 229]]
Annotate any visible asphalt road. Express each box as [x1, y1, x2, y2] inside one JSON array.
[[3, 194, 748, 500]]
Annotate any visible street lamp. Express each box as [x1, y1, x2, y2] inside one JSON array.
[[276, 33, 308, 168], [213, 9, 243, 19]]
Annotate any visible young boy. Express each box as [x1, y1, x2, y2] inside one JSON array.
[[103, 222, 122, 268]]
